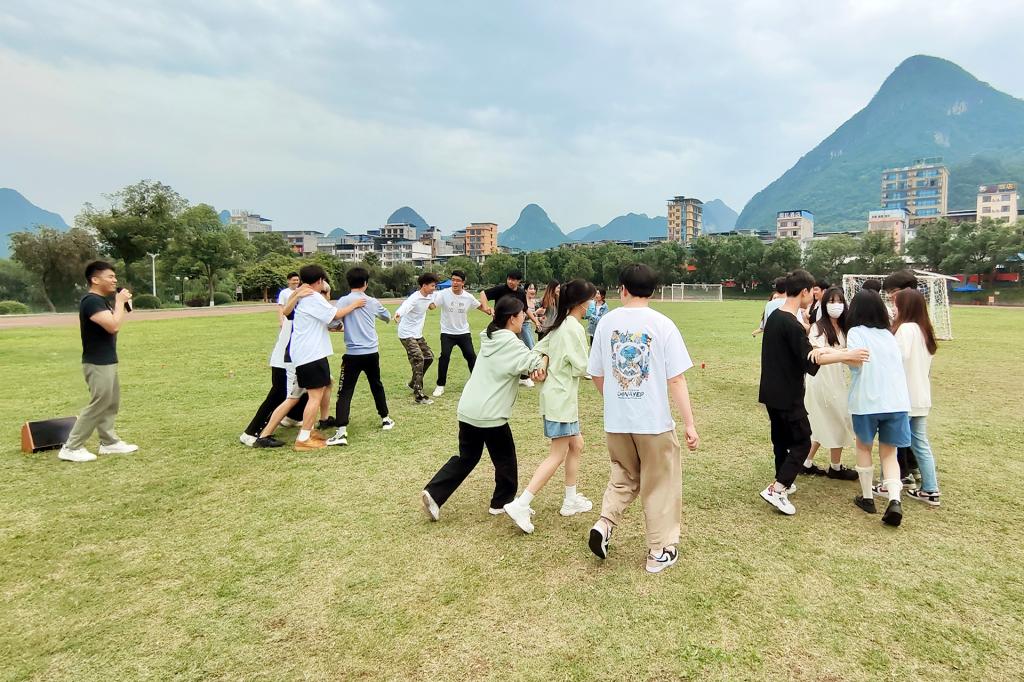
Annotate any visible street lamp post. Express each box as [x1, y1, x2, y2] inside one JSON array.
[[146, 252, 159, 296]]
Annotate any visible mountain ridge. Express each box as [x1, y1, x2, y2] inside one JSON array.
[[0, 188, 71, 258]]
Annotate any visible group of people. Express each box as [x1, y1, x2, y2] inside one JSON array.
[[757, 268, 941, 528], [56, 256, 940, 574]]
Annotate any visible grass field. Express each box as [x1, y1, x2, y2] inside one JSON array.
[[2, 301, 1023, 681]]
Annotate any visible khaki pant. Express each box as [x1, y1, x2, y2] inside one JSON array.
[[600, 430, 681, 551], [66, 363, 121, 449]]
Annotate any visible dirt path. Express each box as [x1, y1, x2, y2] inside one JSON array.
[[0, 304, 281, 329]]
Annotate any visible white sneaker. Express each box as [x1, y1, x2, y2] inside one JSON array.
[[760, 485, 796, 515], [280, 417, 300, 427], [58, 446, 97, 462], [239, 433, 257, 447], [519, 378, 534, 387], [421, 490, 440, 521], [503, 499, 535, 534], [381, 417, 396, 430], [559, 494, 594, 516], [98, 441, 138, 455], [646, 546, 679, 574], [785, 483, 797, 495], [488, 507, 505, 515], [325, 429, 348, 446], [432, 386, 445, 397]]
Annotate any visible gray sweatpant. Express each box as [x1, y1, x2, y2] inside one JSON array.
[[65, 363, 121, 449]]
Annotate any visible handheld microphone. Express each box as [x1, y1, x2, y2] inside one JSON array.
[[116, 287, 133, 312]]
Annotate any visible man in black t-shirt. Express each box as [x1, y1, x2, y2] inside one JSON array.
[[59, 261, 138, 462], [757, 269, 867, 516], [478, 270, 542, 386]]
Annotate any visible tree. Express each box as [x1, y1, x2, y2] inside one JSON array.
[[523, 252, 553, 286], [853, 231, 903, 274], [239, 254, 295, 301], [590, 243, 635, 288], [689, 236, 724, 284], [906, 219, 953, 271], [379, 263, 418, 295], [440, 256, 481, 285], [166, 205, 253, 306], [562, 253, 594, 281], [718, 236, 765, 290], [760, 238, 802, 284], [0, 259, 35, 304], [481, 253, 518, 285], [77, 180, 187, 287], [640, 242, 688, 286], [250, 232, 294, 260], [10, 227, 99, 311], [942, 219, 1024, 288], [802, 234, 858, 283]]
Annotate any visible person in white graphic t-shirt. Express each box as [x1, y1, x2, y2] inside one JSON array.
[[431, 270, 489, 397], [394, 273, 439, 404]]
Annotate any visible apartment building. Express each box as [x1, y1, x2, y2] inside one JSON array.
[[666, 196, 703, 244], [464, 222, 498, 260], [867, 209, 911, 250], [881, 158, 949, 223], [977, 183, 1019, 223], [229, 210, 273, 237], [776, 210, 815, 244], [379, 223, 418, 241], [277, 230, 323, 256]]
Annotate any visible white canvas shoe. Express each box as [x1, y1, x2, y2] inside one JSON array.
[[239, 433, 257, 447], [432, 386, 445, 397], [98, 441, 138, 455], [58, 446, 97, 462], [503, 499, 535, 534], [559, 494, 594, 517], [421, 490, 440, 522]]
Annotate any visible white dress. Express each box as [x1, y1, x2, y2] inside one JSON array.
[[804, 325, 855, 448]]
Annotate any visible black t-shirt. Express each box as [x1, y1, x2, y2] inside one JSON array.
[[79, 293, 118, 365], [483, 284, 527, 308], [758, 307, 818, 413]]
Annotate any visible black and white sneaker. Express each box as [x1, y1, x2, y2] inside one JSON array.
[[905, 488, 941, 507], [415, 395, 434, 405], [317, 416, 338, 430], [381, 417, 396, 431], [646, 546, 678, 574], [589, 519, 612, 559], [325, 430, 348, 446], [882, 499, 903, 527], [254, 436, 285, 448]]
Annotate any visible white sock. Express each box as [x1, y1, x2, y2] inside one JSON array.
[[856, 466, 874, 498], [772, 481, 787, 494], [565, 485, 577, 499], [830, 462, 841, 471], [883, 478, 902, 503], [519, 490, 534, 506], [297, 429, 311, 442], [803, 458, 814, 468], [337, 426, 347, 435]]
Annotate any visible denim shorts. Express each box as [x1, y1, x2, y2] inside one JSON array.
[[544, 419, 581, 439], [851, 412, 911, 447]]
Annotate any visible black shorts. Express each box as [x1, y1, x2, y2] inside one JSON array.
[[295, 357, 332, 389]]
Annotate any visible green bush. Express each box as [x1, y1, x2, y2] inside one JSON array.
[[133, 294, 162, 309], [212, 292, 234, 306], [0, 300, 30, 315]]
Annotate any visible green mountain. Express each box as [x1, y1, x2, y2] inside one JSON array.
[[0, 188, 70, 257], [737, 55, 1024, 230], [582, 213, 666, 242], [386, 206, 430, 235], [499, 204, 566, 250], [565, 223, 602, 241], [701, 199, 738, 233]]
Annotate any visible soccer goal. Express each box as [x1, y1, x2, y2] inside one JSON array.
[[658, 283, 723, 302], [842, 271, 954, 340]]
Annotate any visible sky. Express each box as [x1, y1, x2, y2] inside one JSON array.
[[2, 0, 1024, 234]]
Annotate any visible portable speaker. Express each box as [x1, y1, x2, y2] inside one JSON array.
[[21, 416, 78, 453]]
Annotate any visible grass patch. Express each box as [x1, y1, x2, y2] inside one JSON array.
[[2, 302, 1023, 680]]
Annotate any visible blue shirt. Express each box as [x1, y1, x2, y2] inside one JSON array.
[[585, 301, 608, 336], [846, 326, 911, 415], [334, 292, 391, 355]]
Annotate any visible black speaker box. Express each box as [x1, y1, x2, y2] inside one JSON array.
[[21, 416, 78, 453]]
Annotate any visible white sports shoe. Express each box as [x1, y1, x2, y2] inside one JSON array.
[[98, 441, 138, 455], [421, 490, 440, 521], [280, 417, 300, 427], [239, 433, 257, 447], [503, 499, 535, 534], [325, 429, 348, 446], [381, 417, 396, 431], [432, 386, 445, 397], [519, 378, 535, 388], [58, 446, 97, 462], [559, 494, 594, 517], [785, 483, 797, 495], [760, 485, 796, 515]]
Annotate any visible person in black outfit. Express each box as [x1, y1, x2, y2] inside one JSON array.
[[758, 270, 868, 516], [478, 270, 543, 386]]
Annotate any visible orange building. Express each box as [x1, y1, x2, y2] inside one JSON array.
[[465, 222, 498, 259]]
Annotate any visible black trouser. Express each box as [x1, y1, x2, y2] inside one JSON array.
[[335, 353, 389, 426], [424, 421, 517, 509], [897, 446, 919, 478], [245, 367, 308, 436], [436, 333, 477, 387], [767, 406, 812, 488]]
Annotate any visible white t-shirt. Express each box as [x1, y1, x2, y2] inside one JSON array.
[[894, 322, 933, 417], [270, 287, 298, 368], [433, 289, 482, 335], [586, 306, 694, 434], [276, 288, 293, 306], [395, 291, 435, 339], [846, 326, 911, 415], [289, 294, 336, 366]]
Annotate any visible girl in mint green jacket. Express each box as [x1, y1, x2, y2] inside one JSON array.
[[504, 279, 596, 534]]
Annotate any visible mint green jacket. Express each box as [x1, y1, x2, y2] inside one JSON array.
[[457, 329, 545, 428], [533, 316, 589, 423]]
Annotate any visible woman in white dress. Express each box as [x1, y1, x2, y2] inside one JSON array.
[[802, 287, 858, 480]]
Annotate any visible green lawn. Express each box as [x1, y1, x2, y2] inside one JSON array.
[[1, 302, 1022, 681]]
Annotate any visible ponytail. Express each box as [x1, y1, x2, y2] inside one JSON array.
[[549, 279, 596, 334]]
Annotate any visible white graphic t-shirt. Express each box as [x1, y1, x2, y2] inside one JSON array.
[[433, 289, 482, 335], [395, 291, 435, 339], [587, 306, 693, 434]]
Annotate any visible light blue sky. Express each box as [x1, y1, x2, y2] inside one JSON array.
[[2, 1, 1023, 233]]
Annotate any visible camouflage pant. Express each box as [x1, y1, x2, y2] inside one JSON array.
[[400, 337, 434, 395]]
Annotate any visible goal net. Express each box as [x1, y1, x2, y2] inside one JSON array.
[[842, 272, 953, 340], [658, 283, 723, 302]]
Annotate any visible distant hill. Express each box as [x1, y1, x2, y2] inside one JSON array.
[[565, 224, 602, 242], [386, 206, 430, 235], [498, 204, 566, 250], [701, 199, 738, 233], [737, 55, 1024, 230], [0, 188, 70, 257], [326, 228, 350, 238], [581, 213, 667, 242], [218, 209, 231, 225]]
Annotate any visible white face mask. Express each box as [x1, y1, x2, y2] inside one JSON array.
[[826, 302, 845, 319]]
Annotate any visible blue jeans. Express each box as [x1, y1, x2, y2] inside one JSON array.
[[520, 321, 535, 349], [910, 416, 939, 492]]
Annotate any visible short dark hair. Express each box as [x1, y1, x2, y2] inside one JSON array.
[[785, 269, 815, 296], [883, 270, 918, 292], [286, 271, 299, 280], [815, 278, 830, 290], [619, 263, 657, 298], [845, 289, 891, 331], [85, 261, 114, 284], [773, 277, 787, 294], [418, 272, 438, 287], [862, 278, 882, 293], [450, 270, 466, 281], [507, 270, 523, 281], [346, 267, 370, 288], [299, 264, 328, 285]]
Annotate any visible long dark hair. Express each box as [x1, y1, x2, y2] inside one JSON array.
[[540, 280, 559, 311], [813, 287, 847, 347], [548, 279, 597, 334], [892, 288, 937, 354], [845, 289, 890, 332], [486, 295, 524, 338]]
